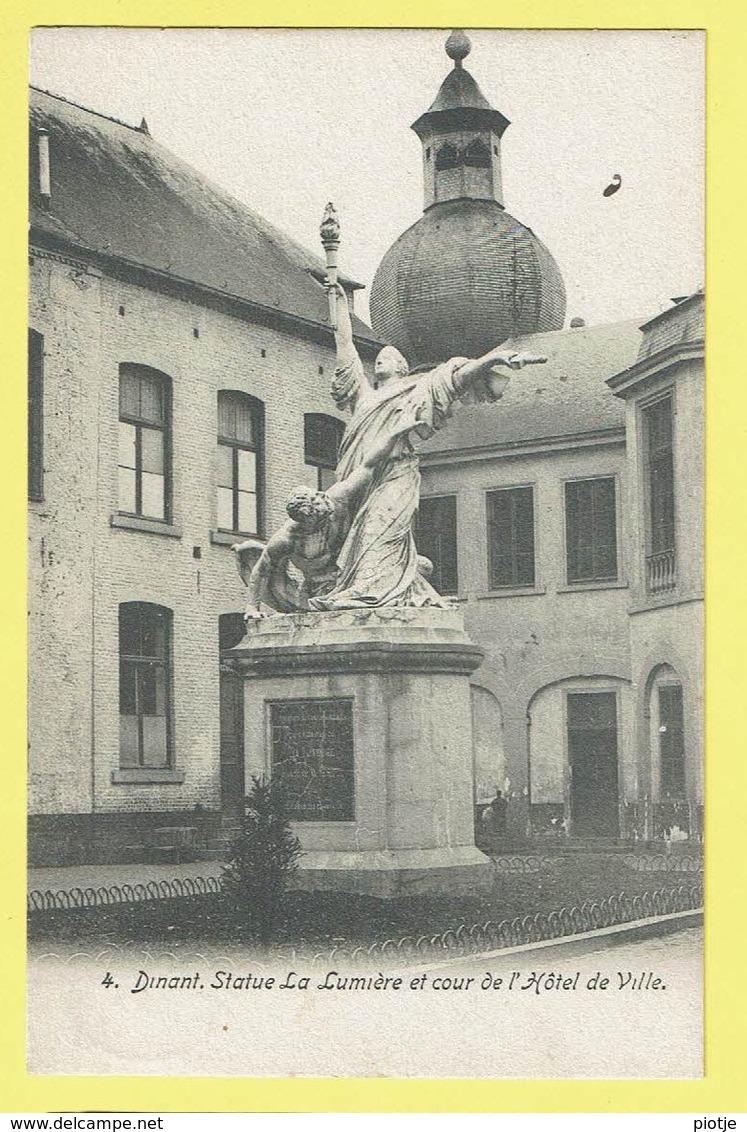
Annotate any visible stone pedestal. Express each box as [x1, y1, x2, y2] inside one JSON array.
[[225, 607, 493, 897]]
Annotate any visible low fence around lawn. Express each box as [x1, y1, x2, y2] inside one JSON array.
[[28, 871, 703, 965], [276, 881, 704, 964]]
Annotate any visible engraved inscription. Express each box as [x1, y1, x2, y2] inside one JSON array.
[[269, 698, 354, 821]]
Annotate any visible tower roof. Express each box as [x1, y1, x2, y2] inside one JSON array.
[[412, 31, 510, 139]]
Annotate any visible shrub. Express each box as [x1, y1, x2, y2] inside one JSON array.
[[221, 775, 303, 940]]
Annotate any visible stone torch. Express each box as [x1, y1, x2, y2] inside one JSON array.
[[320, 202, 341, 331]]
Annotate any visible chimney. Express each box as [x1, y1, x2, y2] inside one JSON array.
[[37, 128, 51, 209]]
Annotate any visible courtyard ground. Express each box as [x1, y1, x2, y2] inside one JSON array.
[[28, 850, 702, 952]]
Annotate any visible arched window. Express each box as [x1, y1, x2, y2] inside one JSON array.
[[435, 143, 460, 171], [118, 364, 171, 521], [304, 413, 345, 491], [119, 602, 172, 769], [463, 138, 491, 168], [217, 391, 263, 535]]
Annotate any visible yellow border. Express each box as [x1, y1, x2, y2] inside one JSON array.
[[3, 0, 745, 1113]]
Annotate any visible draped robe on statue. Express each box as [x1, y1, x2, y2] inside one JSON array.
[[309, 350, 469, 610]]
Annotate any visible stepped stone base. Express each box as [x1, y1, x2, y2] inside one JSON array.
[[225, 608, 491, 898], [292, 847, 494, 897]]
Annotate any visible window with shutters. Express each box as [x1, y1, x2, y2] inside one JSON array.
[[658, 683, 686, 798], [304, 413, 344, 491], [565, 477, 618, 584], [642, 394, 676, 593], [217, 391, 263, 536], [119, 603, 172, 769], [118, 365, 171, 521], [28, 329, 44, 501], [487, 486, 536, 589], [415, 495, 458, 595]]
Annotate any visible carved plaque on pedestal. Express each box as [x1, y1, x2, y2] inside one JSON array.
[[269, 697, 354, 821]]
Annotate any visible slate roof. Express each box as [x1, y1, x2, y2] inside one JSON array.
[[419, 318, 643, 457], [411, 65, 510, 138], [29, 87, 379, 345], [427, 66, 494, 114]]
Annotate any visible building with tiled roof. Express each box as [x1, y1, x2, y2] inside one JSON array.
[[29, 86, 379, 350], [370, 32, 566, 367], [416, 292, 703, 846]]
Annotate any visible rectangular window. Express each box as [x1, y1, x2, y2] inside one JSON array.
[[270, 698, 354, 822], [642, 395, 676, 592], [415, 495, 458, 595], [218, 391, 262, 534], [659, 684, 685, 798], [119, 603, 172, 769], [28, 330, 44, 501], [304, 413, 345, 492], [565, 477, 618, 584], [487, 486, 535, 589], [118, 366, 170, 521]]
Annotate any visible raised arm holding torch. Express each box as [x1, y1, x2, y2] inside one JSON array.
[[320, 202, 341, 331]]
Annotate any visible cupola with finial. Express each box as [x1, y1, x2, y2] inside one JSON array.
[[370, 31, 566, 367], [411, 29, 511, 210]]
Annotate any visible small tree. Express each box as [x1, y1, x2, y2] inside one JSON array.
[[221, 775, 302, 941]]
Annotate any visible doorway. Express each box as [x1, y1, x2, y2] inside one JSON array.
[[567, 690, 620, 838], [219, 613, 246, 821]]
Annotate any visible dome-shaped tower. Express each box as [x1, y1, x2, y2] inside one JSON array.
[[370, 31, 566, 367]]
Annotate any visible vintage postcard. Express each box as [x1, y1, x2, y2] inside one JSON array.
[[23, 24, 708, 1084]]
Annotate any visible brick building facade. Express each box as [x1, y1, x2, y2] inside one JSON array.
[[27, 88, 379, 864]]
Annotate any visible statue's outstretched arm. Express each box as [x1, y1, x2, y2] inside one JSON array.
[[453, 346, 547, 398]]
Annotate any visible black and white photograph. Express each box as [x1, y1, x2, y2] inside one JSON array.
[[27, 26, 704, 1078]]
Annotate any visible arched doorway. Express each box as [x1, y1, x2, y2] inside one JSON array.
[[471, 686, 506, 843], [529, 677, 628, 840], [219, 613, 246, 820]]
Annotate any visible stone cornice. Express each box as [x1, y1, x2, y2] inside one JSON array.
[[419, 427, 625, 468], [607, 340, 704, 396], [224, 639, 485, 678]]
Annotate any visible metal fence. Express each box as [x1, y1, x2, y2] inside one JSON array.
[[29, 878, 701, 963], [28, 874, 222, 912], [274, 881, 703, 965]]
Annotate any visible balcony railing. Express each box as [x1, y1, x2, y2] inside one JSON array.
[[646, 549, 676, 594]]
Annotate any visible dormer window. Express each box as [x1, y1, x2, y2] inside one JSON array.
[[463, 138, 491, 168], [435, 143, 460, 171]]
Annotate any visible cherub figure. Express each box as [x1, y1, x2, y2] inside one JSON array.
[[234, 416, 419, 618]]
